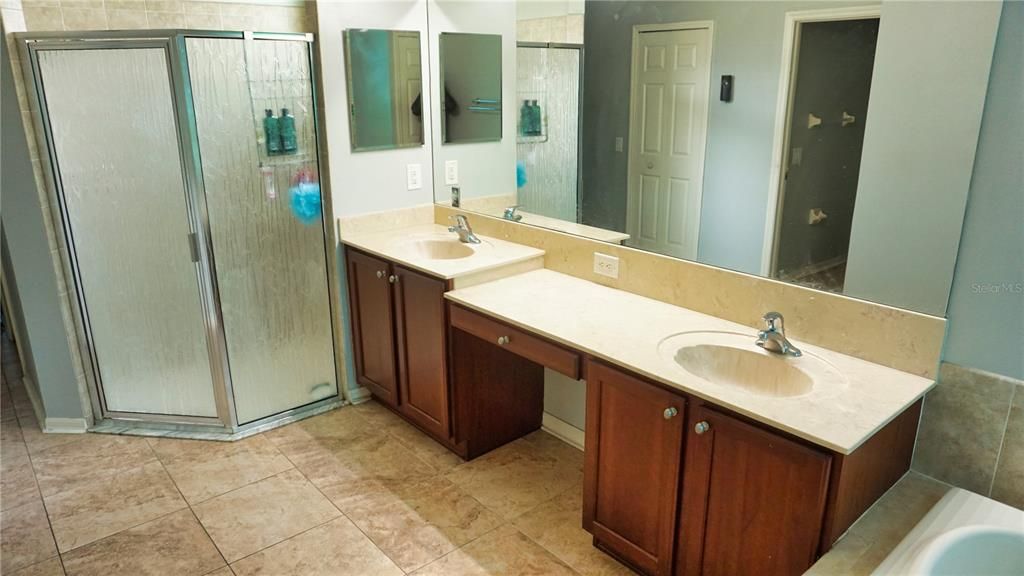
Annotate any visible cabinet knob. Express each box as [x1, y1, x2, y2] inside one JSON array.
[[376, 270, 384, 279], [497, 335, 510, 346], [694, 421, 710, 434], [663, 407, 678, 420], [388, 274, 398, 284]]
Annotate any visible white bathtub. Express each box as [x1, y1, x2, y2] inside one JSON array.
[[872, 488, 1024, 576]]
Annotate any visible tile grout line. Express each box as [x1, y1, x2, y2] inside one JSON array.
[[986, 383, 1018, 497], [265, 411, 413, 575], [9, 391, 68, 575], [150, 446, 234, 573]]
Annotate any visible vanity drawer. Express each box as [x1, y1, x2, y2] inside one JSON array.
[[449, 305, 580, 379]]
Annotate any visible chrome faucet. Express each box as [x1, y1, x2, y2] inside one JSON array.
[[756, 312, 802, 357], [448, 214, 481, 244], [503, 205, 523, 222]]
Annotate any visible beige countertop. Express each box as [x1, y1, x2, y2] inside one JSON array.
[[445, 269, 935, 454], [340, 224, 545, 281]]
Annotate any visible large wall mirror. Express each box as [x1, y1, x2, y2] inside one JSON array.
[[427, 0, 1002, 316], [343, 28, 424, 151], [439, 32, 503, 144]]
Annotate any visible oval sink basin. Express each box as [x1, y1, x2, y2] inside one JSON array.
[[405, 239, 476, 260], [658, 331, 844, 398], [675, 344, 813, 397]]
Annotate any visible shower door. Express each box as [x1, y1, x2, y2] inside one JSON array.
[[34, 44, 221, 418], [515, 44, 582, 222], [184, 36, 337, 424]]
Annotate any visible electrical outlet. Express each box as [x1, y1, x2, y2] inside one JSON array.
[[594, 252, 619, 279], [445, 160, 459, 185], [614, 137, 624, 152], [406, 163, 422, 190]]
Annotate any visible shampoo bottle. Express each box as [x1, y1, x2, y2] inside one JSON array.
[[280, 108, 297, 153], [519, 100, 531, 136], [263, 109, 281, 156]]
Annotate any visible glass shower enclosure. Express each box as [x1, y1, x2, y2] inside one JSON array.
[[18, 30, 340, 432]]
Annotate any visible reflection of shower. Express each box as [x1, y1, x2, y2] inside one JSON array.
[[20, 30, 339, 434], [515, 43, 582, 222]]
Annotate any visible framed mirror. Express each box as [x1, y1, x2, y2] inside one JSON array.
[[427, 0, 1002, 316], [439, 32, 503, 144], [343, 28, 424, 152]]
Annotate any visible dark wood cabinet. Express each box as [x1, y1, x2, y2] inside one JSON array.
[[677, 405, 832, 576], [583, 360, 687, 576], [344, 260, 921, 576], [346, 249, 398, 406], [346, 249, 451, 442], [394, 265, 450, 440]]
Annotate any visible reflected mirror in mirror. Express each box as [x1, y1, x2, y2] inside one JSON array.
[[439, 32, 502, 144], [429, 1, 1002, 316], [343, 28, 424, 151]]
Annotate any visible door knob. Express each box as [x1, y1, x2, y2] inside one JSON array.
[[376, 270, 384, 279], [388, 274, 398, 284], [694, 421, 710, 434], [647, 161, 655, 169], [663, 407, 678, 420], [497, 335, 510, 346]]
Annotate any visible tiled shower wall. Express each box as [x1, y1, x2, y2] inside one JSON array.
[[0, 0, 318, 421], [912, 362, 1024, 509]]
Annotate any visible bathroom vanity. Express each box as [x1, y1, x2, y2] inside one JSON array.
[[342, 225, 933, 576]]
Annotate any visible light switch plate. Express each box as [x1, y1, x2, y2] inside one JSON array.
[[406, 163, 422, 190], [594, 252, 619, 279], [615, 137, 624, 152], [445, 160, 459, 185]]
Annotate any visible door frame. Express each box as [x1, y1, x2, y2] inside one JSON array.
[[760, 5, 882, 276], [625, 20, 714, 258]]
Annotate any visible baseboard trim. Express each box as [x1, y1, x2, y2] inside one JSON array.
[[349, 386, 372, 404], [44, 417, 89, 434], [542, 412, 585, 450]]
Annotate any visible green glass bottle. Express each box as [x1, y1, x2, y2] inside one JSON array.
[[280, 108, 297, 154], [263, 109, 281, 156]]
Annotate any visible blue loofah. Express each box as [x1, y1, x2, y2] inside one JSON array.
[[516, 160, 527, 188], [289, 181, 322, 225]]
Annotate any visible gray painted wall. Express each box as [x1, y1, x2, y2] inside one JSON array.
[[775, 18, 877, 278], [943, 0, 1024, 380], [580, 0, 866, 274], [1, 27, 85, 420], [843, 1, 1002, 315]]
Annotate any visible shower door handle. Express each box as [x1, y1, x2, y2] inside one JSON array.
[[187, 232, 200, 263]]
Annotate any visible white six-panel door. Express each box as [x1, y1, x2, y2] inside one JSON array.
[[626, 26, 712, 260]]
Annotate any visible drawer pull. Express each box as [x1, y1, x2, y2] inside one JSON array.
[[497, 335, 510, 346], [376, 270, 385, 279], [388, 274, 398, 284], [664, 407, 679, 420], [694, 420, 710, 434]]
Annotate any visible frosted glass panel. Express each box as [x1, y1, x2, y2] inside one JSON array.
[[38, 48, 218, 417], [516, 46, 580, 222], [186, 37, 336, 424]]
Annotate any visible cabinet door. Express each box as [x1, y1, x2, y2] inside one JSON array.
[[393, 266, 450, 440], [677, 406, 832, 576], [346, 249, 398, 406], [584, 360, 687, 575]]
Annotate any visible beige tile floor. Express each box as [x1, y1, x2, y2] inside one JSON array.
[[0, 343, 635, 576]]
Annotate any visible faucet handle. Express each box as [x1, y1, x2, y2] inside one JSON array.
[[762, 311, 784, 332]]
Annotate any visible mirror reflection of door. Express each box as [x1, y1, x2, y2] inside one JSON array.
[[392, 31, 423, 146], [626, 24, 712, 260], [771, 17, 880, 292], [343, 29, 423, 152]]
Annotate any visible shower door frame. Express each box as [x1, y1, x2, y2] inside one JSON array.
[[17, 30, 344, 433]]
